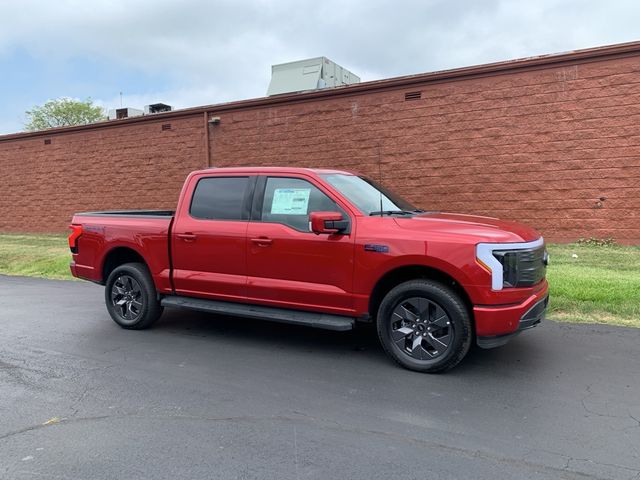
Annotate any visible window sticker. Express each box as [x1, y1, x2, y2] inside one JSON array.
[[271, 188, 311, 215]]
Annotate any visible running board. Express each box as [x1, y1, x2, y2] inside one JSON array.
[[160, 296, 355, 331]]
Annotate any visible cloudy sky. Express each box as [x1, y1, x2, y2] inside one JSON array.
[[1, 0, 638, 134]]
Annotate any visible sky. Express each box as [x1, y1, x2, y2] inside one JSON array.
[[1, 0, 639, 134]]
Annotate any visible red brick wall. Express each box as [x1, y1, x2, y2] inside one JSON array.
[[211, 57, 640, 243], [1, 54, 639, 243], [0, 116, 206, 232]]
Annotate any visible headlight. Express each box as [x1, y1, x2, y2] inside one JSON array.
[[476, 238, 546, 290]]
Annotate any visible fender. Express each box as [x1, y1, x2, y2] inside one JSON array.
[[98, 239, 171, 292], [370, 254, 475, 292]]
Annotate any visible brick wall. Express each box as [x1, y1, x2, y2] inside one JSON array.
[[0, 116, 206, 232], [211, 56, 640, 243], [1, 48, 639, 243]]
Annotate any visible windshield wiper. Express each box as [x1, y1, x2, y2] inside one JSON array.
[[369, 210, 415, 216]]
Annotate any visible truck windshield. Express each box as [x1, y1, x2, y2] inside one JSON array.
[[320, 174, 419, 215]]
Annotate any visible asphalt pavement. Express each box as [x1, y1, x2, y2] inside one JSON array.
[[1, 275, 639, 480]]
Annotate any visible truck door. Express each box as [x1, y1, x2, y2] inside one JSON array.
[[171, 175, 255, 301], [245, 175, 356, 315]]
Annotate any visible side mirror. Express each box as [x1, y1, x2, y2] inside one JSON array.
[[310, 212, 348, 235]]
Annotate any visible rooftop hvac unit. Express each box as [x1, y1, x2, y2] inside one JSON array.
[[144, 103, 173, 114], [108, 107, 144, 120], [267, 57, 360, 96]]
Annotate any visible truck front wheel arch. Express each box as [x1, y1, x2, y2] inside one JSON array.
[[368, 265, 473, 323]]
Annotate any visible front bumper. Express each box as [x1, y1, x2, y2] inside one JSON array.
[[474, 283, 548, 349]]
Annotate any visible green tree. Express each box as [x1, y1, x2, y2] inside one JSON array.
[[24, 97, 106, 131]]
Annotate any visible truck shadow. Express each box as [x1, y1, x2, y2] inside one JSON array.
[[154, 307, 545, 377]]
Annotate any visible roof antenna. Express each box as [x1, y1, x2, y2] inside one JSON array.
[[377, 141, 383, 217]]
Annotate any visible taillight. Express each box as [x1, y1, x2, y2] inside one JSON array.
[[68, 224, 83, 254]]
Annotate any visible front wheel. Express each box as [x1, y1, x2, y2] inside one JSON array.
[[377, 280, 472, 373], [105, 262, 163, 329]]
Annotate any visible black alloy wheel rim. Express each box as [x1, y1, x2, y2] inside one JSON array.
[[111, 275, 144, 321], [390, 297, 453, 360]]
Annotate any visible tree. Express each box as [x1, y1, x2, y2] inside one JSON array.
[[24, 97, 106, 131]]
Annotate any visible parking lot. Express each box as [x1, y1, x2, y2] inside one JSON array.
[[1, 275, 639, 479]]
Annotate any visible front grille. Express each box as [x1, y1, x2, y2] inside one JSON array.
[[493, 244, 546, 288], [519, 295, 548, 329]]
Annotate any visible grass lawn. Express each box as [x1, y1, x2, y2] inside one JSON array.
[[0, 233, 638, 327], [0, 233, 73, 280], [545, 243, 640, 327]]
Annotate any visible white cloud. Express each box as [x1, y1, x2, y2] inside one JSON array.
[[1, 0, 639, 132]]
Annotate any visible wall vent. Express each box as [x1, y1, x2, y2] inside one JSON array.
[[404, 91, 422, 101], [44, 139, 51, 145], [161, 123, 172, 131]]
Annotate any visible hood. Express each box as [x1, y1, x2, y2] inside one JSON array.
[[393, 212, 541, 243]]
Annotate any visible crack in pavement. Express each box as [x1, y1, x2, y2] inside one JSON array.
[[580, 383, 640, 435], [1, 398, 639, 478]]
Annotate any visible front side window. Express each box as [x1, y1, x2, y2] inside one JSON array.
[[190, 176, 249, 220], [260, 177, 344, 232]]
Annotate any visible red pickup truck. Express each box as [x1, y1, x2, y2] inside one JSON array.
[[69, 167, 548, 372]]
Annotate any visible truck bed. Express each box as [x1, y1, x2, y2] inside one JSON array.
[[70, 211, 174, 291]]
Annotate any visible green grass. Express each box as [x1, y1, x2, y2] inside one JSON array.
[[0, 233, 73, 280], [546, 243, 640, 327], [0, 234, 638, 327]]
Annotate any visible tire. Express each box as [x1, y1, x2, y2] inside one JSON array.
[[376, 280, 472, 373], [105, 262, 163, 329]]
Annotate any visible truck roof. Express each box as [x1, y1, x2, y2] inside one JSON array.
[[191, 166, 355, 176]]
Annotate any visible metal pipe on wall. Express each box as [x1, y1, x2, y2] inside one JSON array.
[[203, 111, 211, 168]]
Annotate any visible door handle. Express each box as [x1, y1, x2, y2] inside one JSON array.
[[251, 237, 273, 246], [177, 233, 197, 242]]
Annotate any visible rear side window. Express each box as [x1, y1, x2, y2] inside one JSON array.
[[190, 176, 249, 220]]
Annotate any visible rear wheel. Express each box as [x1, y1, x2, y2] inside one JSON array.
[[105, 262, 163, 329], [377, 280, 472, 373]]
